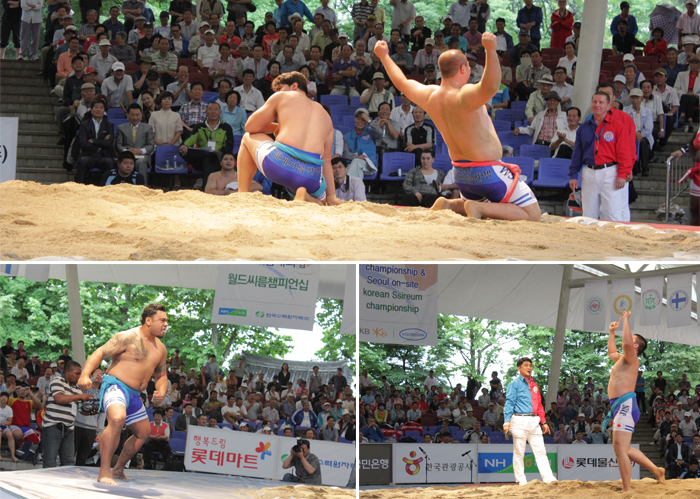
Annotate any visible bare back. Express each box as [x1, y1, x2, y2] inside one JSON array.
[[422, 85, 503, 162], [271, 91, 333, 155], [101, 327, 166, 392], [608, 354, 639, 399]]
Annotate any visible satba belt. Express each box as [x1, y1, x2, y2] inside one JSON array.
[[513, 413, 539, 417], [586, 162, 617, 170]]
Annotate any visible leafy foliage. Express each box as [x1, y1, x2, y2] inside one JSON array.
[[0, 276, 348, 371]]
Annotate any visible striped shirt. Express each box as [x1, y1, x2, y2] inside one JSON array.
[[43, 375, 82, 430], [677, 12, 700, 37]]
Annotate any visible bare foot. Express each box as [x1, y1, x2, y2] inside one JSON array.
[[429, 197, 449, 211], [112, 469, 131, 481], [97, 473, 117, 486], [464, 200, 482, 219], [11, 455, 18, 463], [653, 466, 666, 484], [293, 187, 308, 202]]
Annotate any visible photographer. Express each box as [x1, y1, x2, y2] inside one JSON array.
[[74, 367, 105, 466], [43, 360, 95, 468], [281, 438, 322, 484]]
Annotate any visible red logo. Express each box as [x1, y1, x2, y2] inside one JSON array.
[[562, 457, 574, 469]]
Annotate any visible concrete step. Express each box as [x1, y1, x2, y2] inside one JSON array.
[[1, 103, 61, 114], [16, 154, 65, 168], [0, 111, 58, 121], [0, 59, 41, 69], [0, 86, 55, 98], [18, 132, 63, 147], [15, 120, 61, 132], [0, 76, 49, 88], [16, 144, 64, 156], [16, 167, 73, 183], [0, 67, 45, 78]]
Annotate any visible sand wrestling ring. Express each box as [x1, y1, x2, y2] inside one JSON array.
[[1, 181, 699, 261]]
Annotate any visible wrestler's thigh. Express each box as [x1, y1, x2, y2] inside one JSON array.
[[127, 417, 151, 440], [105, 401, 127, 425], [241, 132, 273, 152]]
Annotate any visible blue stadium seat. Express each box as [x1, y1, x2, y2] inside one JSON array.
[[107, 108, 126, 121], [343, 115, 355, 129], [394, 96, 401, 107], [425, 425, 442, 437], [543, 436, 554, 444], [232, 135, 242, 155], [520, 144, 551, 160], [433, 154, 452, 175], [495, 109, 525, 123], [379, 152, 415, 181], [489, 432, 505, 443], [221, 423, 234, 430], [329, 105, 355, 117], [510, 101, 527, 112], [321, 95, 349, 106], [504, 157, 536, 185], [404, 430, 422, 441], [202, 91, 218, 103], [532, 158, 573, 188], [350, 96, 362, 107], [111, 119, 128, 137], [154, 145, 189, 174], [492, 120, 512, 132], [336, 126, 351, 136], [338, 436, 353, 444], [170, 437, 186, 456]]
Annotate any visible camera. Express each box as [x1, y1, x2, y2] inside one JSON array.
[[80, 401, 101, 414], [292, 438, 303, 454]]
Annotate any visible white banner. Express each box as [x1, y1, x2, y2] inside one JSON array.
[[340, 265, 356, 335], [211, 264, 320, 330], [558, 444, 639, 481], [392, 443, 478, 483], [274, 436, 354, 487], [611, 278, 635, 330], [0, 117, 18, 183], [477, 444, 558, 483], [359, 264, 438, 345], [185, 426, 278, 479], [583, 280, 607, 332], [667, 273, 692, 328], [639, 276, 663, 327]]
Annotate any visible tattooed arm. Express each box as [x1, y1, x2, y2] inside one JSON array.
[[152, 346, 168, 405], [78, 331, 130, 391]]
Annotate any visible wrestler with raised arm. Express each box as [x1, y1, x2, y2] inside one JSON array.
[[237, 71, 341, 205], [605, 310, 665, 491], [78, 303, 169, 485], [374, 35, 541, 221]]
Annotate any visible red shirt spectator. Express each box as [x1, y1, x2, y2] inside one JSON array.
[[550, 3, 574, 49]]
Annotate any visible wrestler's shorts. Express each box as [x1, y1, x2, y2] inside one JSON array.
[[452, 160, 537, 207], [254, 141, 327, 200], [2, 425, 29, 435], [609, 396, 640, 433], [102, 384, 148, 426]]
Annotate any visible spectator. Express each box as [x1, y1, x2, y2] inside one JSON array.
[[292, 400, 318, 428], [516, 0, 542, 48], [137, 23, 157, 58], [204, 355, 219, 381], [682, 459, 700, 479], [611, 1, 638, 37], [570, 413, 591, 439], [444, 23, 466, 52], [168, 24, 188, 57], [175, 402, 198, 431], [26, 354, 40, 377], [178, 9, 199, 40], [623, 88, 654, 177], [99, 151, 145, 186], [398, 149, 443, 207], [10, 359, 28, 383], [390, 93, 414, 136], [668, 432, 691, 478], [550, 0, 573, 49], [115, 104, 155, 183], [202, 390, 223, 422], [515, 91, 566, 147], [330, 44, 359, 97], [557, 42, 577, 78], [43, 361, 92, 468], [678, 1, 700, 48], [680, 37, 698, 67], [464, 19, 483, 51], [523, 75, 555, 125], [279, 0, 314, 28], [464, 421, 485, 443], [345, 107, 380, 177], [572, 431, 588, 444], [552, 66, 573, 110], [680, 412, 698, 436], [332, 157, 366, 201], [361, 416, 385, 442], [390, 0, 415, 42], [19, 0, 42, 61], [645, 28, 668, 59], [75, 99, 114, 183], [550, 107, 580, 159], [404, 107, 435, 164], [553, 422, 570, 443], [515, 49, 551, 103], [412, 39, 438, 75], [447, 0, 469, 30], [482, 402, 499, 428], [579, 399, 594, 419], [372, 102, 400, 151], [612, 19, 644, 55], [235, 69, 265, 111]]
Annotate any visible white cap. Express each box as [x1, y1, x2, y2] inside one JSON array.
[[613, 74, 626, 83], [578, 413, 586, 417], [98, 39, 111, 46], [688, 0, 697, 6], [684, 35, 699, 45], [111, 61, 125, 71], [622, 53, 634, 62], [205, 29, 215, 35], [338, 32, 349, 39]]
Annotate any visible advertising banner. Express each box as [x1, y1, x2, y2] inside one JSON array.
[[211, 264, 320, 330], [477, 444, 558, 483], [558, 444, 639, 481], [359, 443, 393, 484], [359, 264, 438, 346], [611, 278, 635, 330], [391, 443, 478, 483], [274, 436, 355, 487], [0, 117, 18, 183], [185, 426, 278, 479], [666, 273, 692, 329], [340, 265, 356, 335], [639, 276, 663, 327], [583, 280, 607, 332]]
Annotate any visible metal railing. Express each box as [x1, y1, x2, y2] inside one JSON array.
[[665, 154, 694, 223]]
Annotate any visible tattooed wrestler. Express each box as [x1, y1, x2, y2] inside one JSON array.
[[78, 303, 169, 485]]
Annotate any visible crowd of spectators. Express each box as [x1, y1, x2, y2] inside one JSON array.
[[0, 338, 356, 470]]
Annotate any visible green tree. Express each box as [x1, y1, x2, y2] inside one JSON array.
[[314, 298, 356, 372]]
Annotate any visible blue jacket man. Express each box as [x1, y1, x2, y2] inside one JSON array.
[[291, 405, 319, 427], [361, 418, 385, 442]]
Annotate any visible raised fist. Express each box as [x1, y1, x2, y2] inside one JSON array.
[[374, 40, 389, 59], [482, 32, 497, 51]]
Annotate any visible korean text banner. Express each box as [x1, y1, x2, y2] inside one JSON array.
[[212, 264, 320, 330], [0, 117, 18, 183], [391, 443, 478, 483], [274, 436, 355, 487], [185, 426, 278, 479], [583, 280, 607, 332], [478, 444, 558, 483], [359, 443, 393, 484], [359, 264, 438, 346], [558, 444, 639, 481]]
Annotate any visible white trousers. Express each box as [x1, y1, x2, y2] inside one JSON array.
[[581, 165, 630, 222], [510, 415, 556, 485]]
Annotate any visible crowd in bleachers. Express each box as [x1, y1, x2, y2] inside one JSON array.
[[359, 367, 700, 479], [2, 0, 699, 211], [0, 338, 356, 469]]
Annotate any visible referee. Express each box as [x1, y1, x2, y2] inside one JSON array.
[[503, 357, 557, 486]]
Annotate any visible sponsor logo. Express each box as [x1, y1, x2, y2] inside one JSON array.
[[402, 451, 423, 475], [255, 442, 272, 460], [670, 290, 689, 311], [255, 311, 265, 318], [613, 295, 632, 315], [399, 328, 428, 341], [603, 131, 615, 142], [587, 296, 603, 316], [562, 457, 574, 469], [642, 289, 661, 310], [372, 327, 387, 338], [219, 308, 247, 316]]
